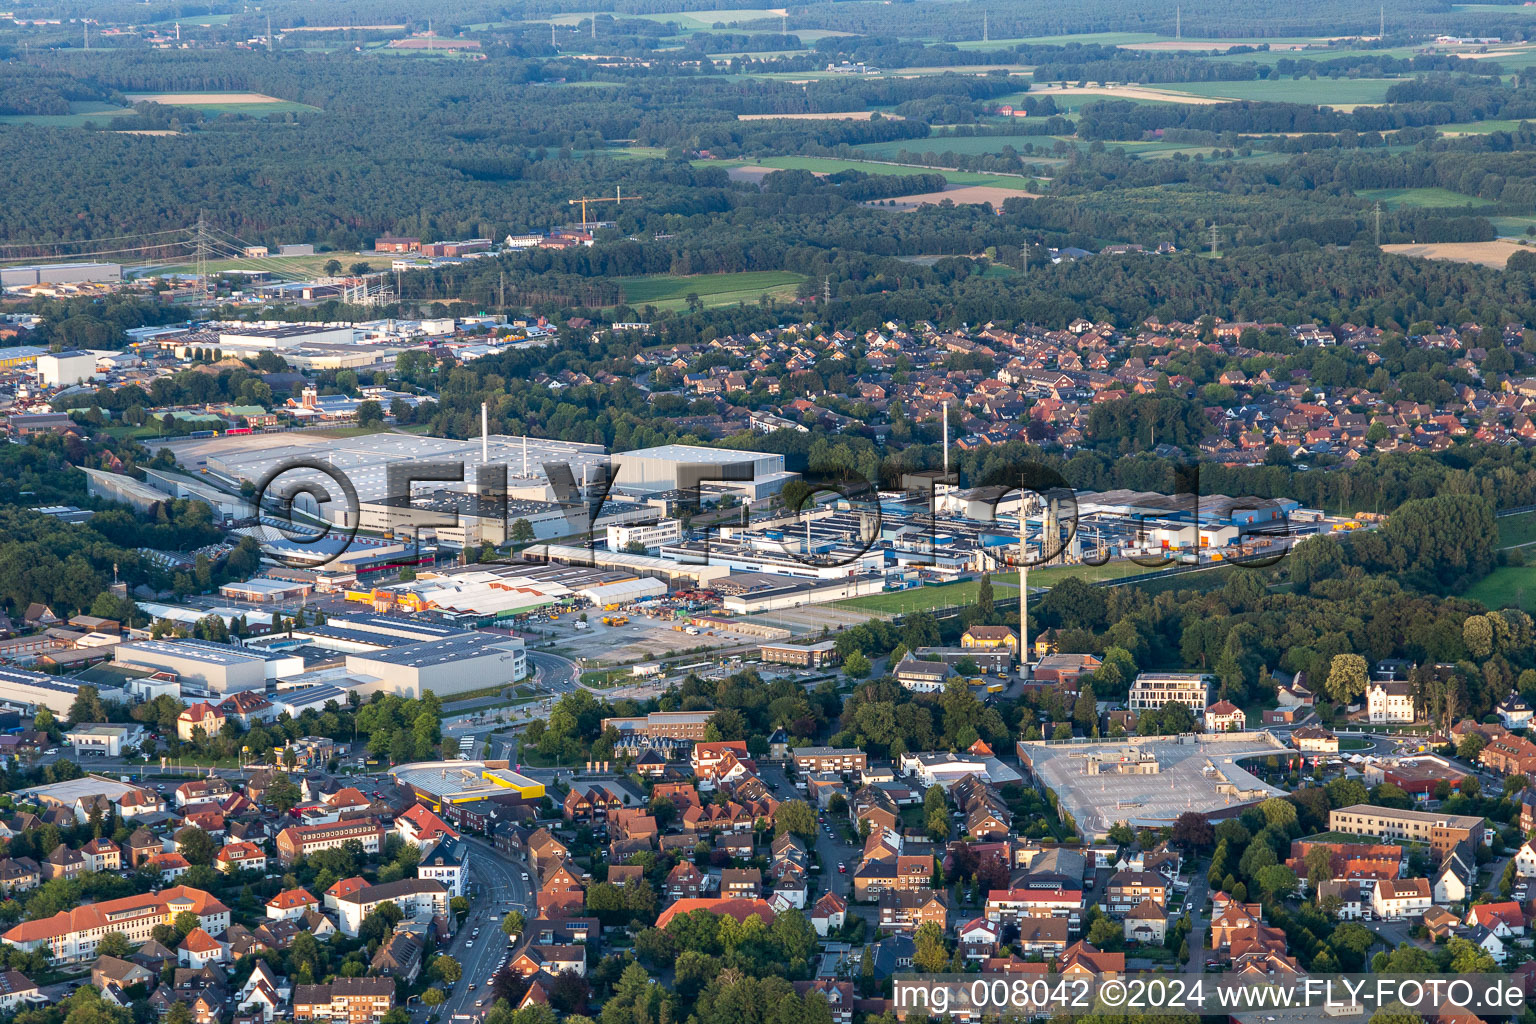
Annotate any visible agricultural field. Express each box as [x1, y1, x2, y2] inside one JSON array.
[[856, 135, 1047, 158], [1156, 77, 1401, 106], [1381, 239, 1531, 269], [123, 91, 322, 114], [614, 270, 806, 309], [1356, 187, 1492, 209], [543, 8, 782, 30], [711, 155, 1038, 189], [881, 184, 1040, 211], [0, 100, 134, 127]]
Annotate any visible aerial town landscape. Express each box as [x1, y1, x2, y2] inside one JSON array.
[[10, 1, 1536, 1024]]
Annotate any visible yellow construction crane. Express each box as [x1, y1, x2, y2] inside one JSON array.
[[568, 185, 642, 230]]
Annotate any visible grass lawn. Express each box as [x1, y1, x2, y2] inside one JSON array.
[[1499, 510, 1536, 548], [1463, 566, 1536, 612], [1357, 186, 1492, 209], [615, 270, 806, 309], [1338, 737, 1374, 751], [1158, 77, 1401, 105]]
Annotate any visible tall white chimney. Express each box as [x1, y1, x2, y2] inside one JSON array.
[[942, 400, 949, 478], [481, 402, 489, 463]]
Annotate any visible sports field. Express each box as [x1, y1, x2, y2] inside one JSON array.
[[1499, 511, 1536, 548], [615, 270, 806, 309]]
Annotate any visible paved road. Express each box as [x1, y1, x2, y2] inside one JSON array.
[[437, 838, 533, 1022], [759, 763, 860, 905], [1181, 871, 1210, 973]]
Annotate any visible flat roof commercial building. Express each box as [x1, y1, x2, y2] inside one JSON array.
[[64, 724, 147, 758], [599, 710, 716, 741], [112, 639, 275, 694], [1328, 804, 1485, 846], [611, 444, 791, 500], [390, 761, 545, 809], [0, 667, 123, 716], [344, 633, 526, 698]]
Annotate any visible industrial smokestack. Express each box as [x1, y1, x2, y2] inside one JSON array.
[[481, 402, 489, 464], [942, 401, 949, 478]]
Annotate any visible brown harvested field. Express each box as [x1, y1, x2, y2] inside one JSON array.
[[881, 184, 1040, 211], [1383, 239, 1530, 269], [738, 111, 904, 121], [126, 92, 284, 104], [1027, 83, 1230, 105]]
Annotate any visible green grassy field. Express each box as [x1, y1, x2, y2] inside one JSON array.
[[0, 100, 136, 127], [719, 155, 1037, 189], [1437, 119, 1530, 134], [1463, 566, 1536, 612], [615, 270, 806, 309], [1158, 77, 1401, 105], [1357, 186, 1492, 209], [856, 135, 1045, 158], [1499, 511, 1536, 548]]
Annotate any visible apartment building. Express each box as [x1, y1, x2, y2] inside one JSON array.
[[293, 978, 395, 1024], [1102, 871, 1168, 917], [598, 710, 716, 742], [792, 747, 868, 775], [333, 879, 449, 937], [1372, 878, 1432, 920], [276, 820, 388, 866], [1128, 672, 1210, 713]]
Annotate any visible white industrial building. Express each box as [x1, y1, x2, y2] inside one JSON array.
[[216, 323, 357, 354], [112, 639, 295, 694], [611, 444, 794, 499], [36, 351, 97, 387], [607, 519, 682, 551], [0, 263, 120, 289], [0, 667, 125, 716], [345, 633, 527, 698]]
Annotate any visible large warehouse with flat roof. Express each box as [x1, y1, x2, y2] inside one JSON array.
[[112, 639, 279, 694], [344, 633, 526, 698], [611, 444, 793, 499], [0, 667, 124, 716]]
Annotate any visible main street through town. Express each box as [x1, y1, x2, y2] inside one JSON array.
[[431, 836, 534, 1023]]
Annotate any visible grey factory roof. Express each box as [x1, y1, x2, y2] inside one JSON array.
[[349, 633, 521, 669], [615, 443, 771, 463], [328, 615, 468, 640], [0, 666, 80, 695], [290, 624, 425, 649], [117, 639, 268, 667]]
